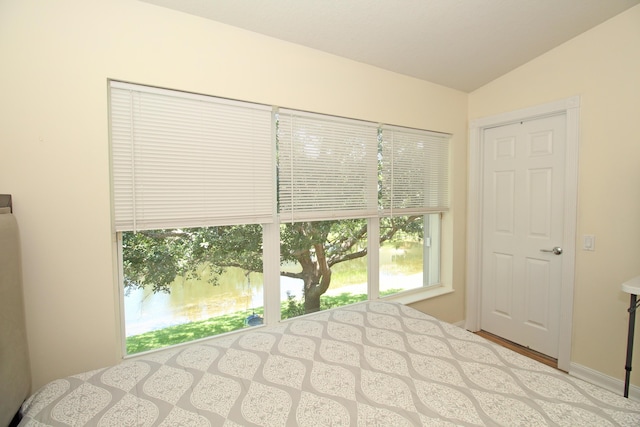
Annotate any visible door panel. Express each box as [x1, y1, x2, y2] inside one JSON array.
[[492, 253, 514, 317], [481, 114, 566, 358], [494, 171, 515, 233], [524, 257, 550, 328], [528, 168, 552, 237]]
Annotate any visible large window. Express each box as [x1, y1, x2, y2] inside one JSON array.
[[110, 81, 274, 354], [377, 124, 448, 298], [110, 82, 450, 354], [276, 110, 377, 318]]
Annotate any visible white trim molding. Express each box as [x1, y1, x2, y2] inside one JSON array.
[[570, 362, 640, 402], [465, 96, 580, 373]]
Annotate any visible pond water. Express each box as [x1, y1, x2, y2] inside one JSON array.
[[124, 272, 299, 336], [124, 244, 423, 336]]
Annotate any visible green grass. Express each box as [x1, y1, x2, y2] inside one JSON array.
[[126, 289, 403, 354], [126, 307, 264, 354]]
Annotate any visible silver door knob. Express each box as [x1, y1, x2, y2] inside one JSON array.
[[540, 246, 563, 255]]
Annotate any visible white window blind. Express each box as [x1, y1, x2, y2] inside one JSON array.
[[379, 125, 450, 216], [110, 81, 274, 231], [277, 109, 379, 222]]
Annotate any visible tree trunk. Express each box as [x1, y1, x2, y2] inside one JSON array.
[[303, 289, 322, 314], [302, 269, 331, 314], [296, 243, 333, 314]]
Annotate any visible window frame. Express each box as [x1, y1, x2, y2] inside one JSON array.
[[111, 82, 452, 356]]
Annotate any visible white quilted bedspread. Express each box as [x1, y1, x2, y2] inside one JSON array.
[[19, 301, 640, 426]]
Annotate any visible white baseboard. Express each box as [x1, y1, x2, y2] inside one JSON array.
[[569, 362, 640, 401], [453, 320, 465, 328]]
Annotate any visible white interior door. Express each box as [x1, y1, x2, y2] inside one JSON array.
[[481, 114, 566, 358]]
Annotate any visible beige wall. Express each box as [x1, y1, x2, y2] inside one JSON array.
[[469, 5, 640, 383], [0, 0, 467, 390]]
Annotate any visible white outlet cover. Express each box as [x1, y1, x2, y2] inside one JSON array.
[[583, 235, 595, 251]]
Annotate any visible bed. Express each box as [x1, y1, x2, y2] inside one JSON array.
[[0, 196, 31, 427], [15, 300, 640, 426]]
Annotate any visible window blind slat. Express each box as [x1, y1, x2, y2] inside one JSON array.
[[110, 82, 274, 231]]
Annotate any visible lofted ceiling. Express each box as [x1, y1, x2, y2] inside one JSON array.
[[140, 0, 639, 92]]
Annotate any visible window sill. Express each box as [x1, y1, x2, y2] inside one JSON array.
[[380, 283, 454, 305]]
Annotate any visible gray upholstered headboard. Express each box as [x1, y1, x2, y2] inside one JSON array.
[[0, 196, 31, 426]]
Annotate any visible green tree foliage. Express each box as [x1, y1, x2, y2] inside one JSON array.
[[123, 216, 421, 314]]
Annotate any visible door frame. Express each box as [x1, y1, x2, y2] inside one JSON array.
[[466, 96, 580, 372]]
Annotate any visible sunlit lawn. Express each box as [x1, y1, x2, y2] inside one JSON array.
[[126, 307, 263, 354], [126, 290, 402, 354]]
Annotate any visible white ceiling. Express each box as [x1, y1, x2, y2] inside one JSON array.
[[140, 0, 639, 92]]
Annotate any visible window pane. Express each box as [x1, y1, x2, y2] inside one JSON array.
[[280, 219, 368, 319], [122, 225, 264, 354], [380, 214, 440, 296]]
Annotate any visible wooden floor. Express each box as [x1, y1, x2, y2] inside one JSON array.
[[475, 330, 560, 370]]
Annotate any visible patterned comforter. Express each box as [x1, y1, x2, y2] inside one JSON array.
[[19, 301, 640, 426]]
